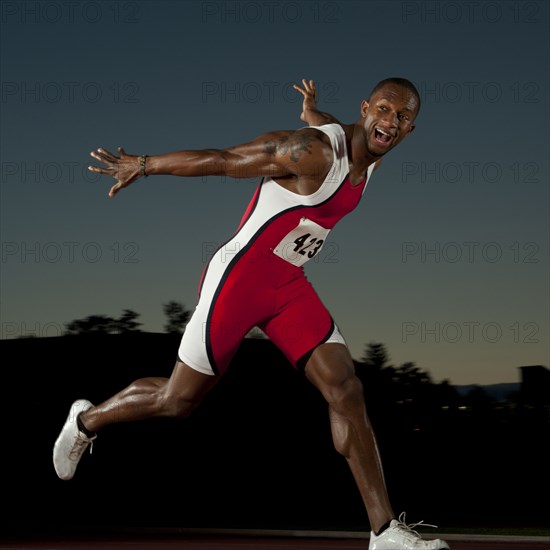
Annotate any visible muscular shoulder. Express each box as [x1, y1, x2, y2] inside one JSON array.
[[261, 127, 333, 175], [259, 128, 334, 194]]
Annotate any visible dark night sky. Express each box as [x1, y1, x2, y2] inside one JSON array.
[[1, 0, 548, 384]]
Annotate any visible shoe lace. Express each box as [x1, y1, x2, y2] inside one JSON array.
[[395, 512, 438, 538], [69, 432, 97, 460]]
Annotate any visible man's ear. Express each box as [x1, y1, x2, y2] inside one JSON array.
[[360, 100, 369, 117], [408, 124, 416, 134]]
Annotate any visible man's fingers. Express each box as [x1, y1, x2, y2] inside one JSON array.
[[96, 147, 119, 161], [108, 182, 122, 198], [88, 164, 112, 175], [301, 79, 316, 94], [304, 80, 316, 97], [90, 150, 114, 165], [299, 79, 310, 93], [294, 79, 316, 99]]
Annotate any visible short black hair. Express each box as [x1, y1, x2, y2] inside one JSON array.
[[368, 77, 421, 116]]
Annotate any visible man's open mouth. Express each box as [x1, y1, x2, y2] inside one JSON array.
[[374, 127, 395, 146]]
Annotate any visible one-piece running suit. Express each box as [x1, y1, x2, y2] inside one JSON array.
[[178, 123, 375, 376]]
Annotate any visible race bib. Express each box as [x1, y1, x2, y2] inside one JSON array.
[[273, 217, 330, 267]]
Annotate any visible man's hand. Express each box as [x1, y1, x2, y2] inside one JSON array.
[[293, 79, 341, 127], [88, 147, 141, 198], [293, 79, 318, 123]]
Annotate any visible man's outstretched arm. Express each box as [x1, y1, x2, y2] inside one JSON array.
[[88, 127, 333, 198], [293, 79, 341, 127]]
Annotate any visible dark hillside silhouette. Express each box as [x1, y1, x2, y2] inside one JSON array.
[[1, 335, 548, 533]]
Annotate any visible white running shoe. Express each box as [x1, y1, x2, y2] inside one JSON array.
[[369, 513, 450, 549], [53, 399, 96, 480]]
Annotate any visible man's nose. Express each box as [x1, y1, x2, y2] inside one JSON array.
[[381, 112, 399, 127]]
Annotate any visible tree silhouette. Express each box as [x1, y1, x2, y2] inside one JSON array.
[[163, 301, 191, 335], [64, 314, 117, 335], [362, 342, 391, 370], [116, 309, 142, 333], [64, 309, 142, 335], [393, 361, 433, 387]]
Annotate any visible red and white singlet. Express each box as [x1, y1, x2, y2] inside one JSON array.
[[178, 123, 375, 376]]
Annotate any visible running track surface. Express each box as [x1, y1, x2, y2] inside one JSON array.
[[1, 533, 549, 550]]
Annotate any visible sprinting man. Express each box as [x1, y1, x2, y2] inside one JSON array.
[[54, 78, 450, 550]]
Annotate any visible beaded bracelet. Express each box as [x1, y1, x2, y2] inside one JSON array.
[[138, 154, 148, 177]]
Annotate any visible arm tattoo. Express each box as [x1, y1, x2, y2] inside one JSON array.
[[263, 133, 316, 163]]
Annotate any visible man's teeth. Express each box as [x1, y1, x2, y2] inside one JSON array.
[[376, 128, 391, 136]]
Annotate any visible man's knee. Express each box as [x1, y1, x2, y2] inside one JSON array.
[[160, 360, 218, 419], [160, 392, 202, 419], [305, 343, 365, 412], [327, 378, 367, 458], [331, 374, 365, 414]]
